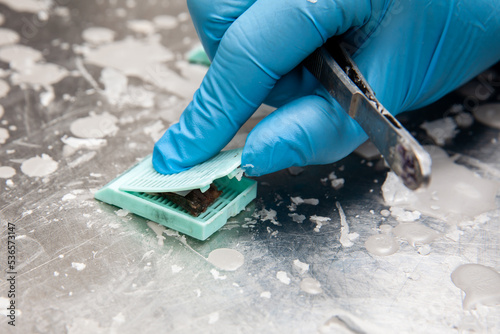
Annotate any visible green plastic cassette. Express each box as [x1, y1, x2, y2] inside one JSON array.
[[95, 149, 257, 240]]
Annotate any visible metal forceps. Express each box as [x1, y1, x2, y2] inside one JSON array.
[[303, 39, 431, 190]]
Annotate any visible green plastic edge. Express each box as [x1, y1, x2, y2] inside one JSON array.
[[187, 45, 211, 67], [94, 157, 257, 241]]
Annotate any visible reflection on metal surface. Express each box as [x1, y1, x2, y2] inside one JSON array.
[[0, 1, 498, 333]]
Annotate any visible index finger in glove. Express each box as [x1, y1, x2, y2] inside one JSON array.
[[153, 0, 373, 174]]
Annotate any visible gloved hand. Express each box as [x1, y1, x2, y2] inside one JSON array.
[[153, 0, 500, 176]]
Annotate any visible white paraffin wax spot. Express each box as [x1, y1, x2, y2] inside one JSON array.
[[0, 128, 9, 144], [420, 117, 458, 146], [293, 259, 309, 274], [82, 27, 116, 45], [364, 234, 399, 256], [0, 0, 51, 13], [382, 146, 500, 222], [207, 248, 244, 271], [0, 166, 15, 178], [473, 103, 500, 129], [127, 20, 156, 35], [153, 15, 178, 30], [0, 28, 19, 46], [71, 262, 86, 271], [393, 223, 440, 247], [276, 271, 291, 285], [70, 113, 119, 139], [451, 264, 500, 310], [300, 277, 322, 294], [21, 154, 58, 177]]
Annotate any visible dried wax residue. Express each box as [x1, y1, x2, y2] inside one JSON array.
[[147, 221, 166, 246], [379, 224, 393, 234], [82, 27, 116, 45], [300, 277, 322, 294], [0, 45, 67, 86], [144, 120, 166, 142], [291, 196, 319, 206], [61, 136, 107, 150], [114, 209, 129, 217], [328, 171, 345, 190], [40, 87, 55, 106], [0, 0, 51, 13], [0, 166, 15, 179], [276, 271, 291, 285], [380, 209, 391, 217], [61, 193, 76, 201], [84, 36, 172, 79], [354, 140, 381, 160], [71, 262, 86, 271], [99, 67, 155, 108], [454, 112, 474, 128], [21, 154, 58, 177], [288, 213, 306, 223], [70, 113, 118, 139], [336, 201, 357, 247], [207, 248, 244, 272], [127, 20, 156, 35], [260, 291, 271, 299], [100, 67, 127, 104], [84, 37, 173, 71], [364, 234, 399, 256], [0, 44, 42, 67], [389, 207, 421, 222], [0, 44, 68, 96], [0, 28, 19, 46], [10, 62, 67, 86], [420, 117, 458, 146], [67, 151, 96, 168], [472, 103, 500, 129], [451, 264, 500, 310], [393, 223, 440, 247], [210, 269, 227, 280], [310, 215, 330, 232], [293, 259, 309, 274], [382, 146, 500, 222], [417, 244, 432, 255], [257, 208, 279, 225], [288, 196, 319, 211], [0, 127, 8, 144], [171, 265, 183, 273], [287, 166, 304, 176], [84, 36, 205, 98], [153, 15, 178, 30]]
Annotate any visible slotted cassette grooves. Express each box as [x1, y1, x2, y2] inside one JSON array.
[[120, 149, 243, 193]]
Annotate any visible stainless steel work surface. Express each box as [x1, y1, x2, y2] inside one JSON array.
[[0, 1, 499, 333]]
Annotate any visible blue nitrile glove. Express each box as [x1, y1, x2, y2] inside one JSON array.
[[153, 0, 500, 176]]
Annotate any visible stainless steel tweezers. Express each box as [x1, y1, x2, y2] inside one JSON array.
[[303, 39, 431, 190]]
